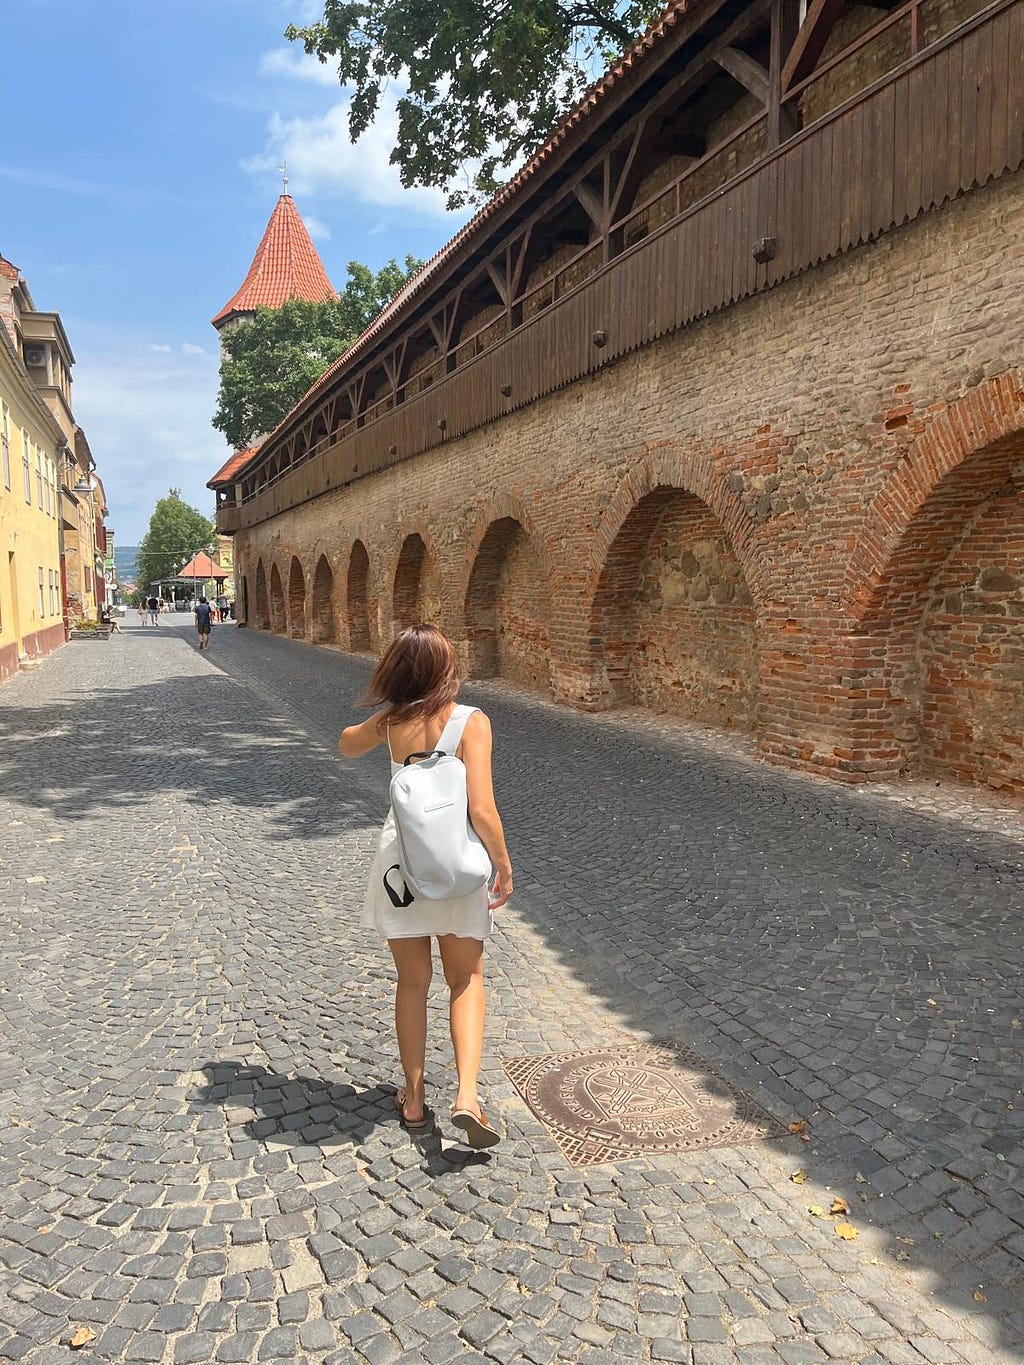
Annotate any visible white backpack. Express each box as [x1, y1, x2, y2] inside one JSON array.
[[383, 704, 492, 906]]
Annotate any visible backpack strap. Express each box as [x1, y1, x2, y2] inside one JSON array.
[[436, 704, 478, 756]]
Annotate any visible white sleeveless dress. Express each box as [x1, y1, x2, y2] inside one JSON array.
[[361, 703, 494, 941]]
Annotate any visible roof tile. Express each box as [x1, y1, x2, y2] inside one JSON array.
[[212, 196, 336, 327]]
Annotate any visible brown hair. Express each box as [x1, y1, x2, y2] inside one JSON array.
[[363, 624, 460, 728]]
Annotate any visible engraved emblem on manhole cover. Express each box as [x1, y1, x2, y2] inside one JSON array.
[[504, 1043, 783, 1167]]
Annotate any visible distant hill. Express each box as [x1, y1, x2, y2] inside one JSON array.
[[114, 545, 139, 584]]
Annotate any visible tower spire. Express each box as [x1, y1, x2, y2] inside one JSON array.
[[211, 192, 336, 331], [278, 162, 289, 195]]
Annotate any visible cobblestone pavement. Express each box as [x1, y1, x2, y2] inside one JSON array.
[[1, 616, 1022, 1365]]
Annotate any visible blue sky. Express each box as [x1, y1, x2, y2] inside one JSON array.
[[1, 0, 469, 543]]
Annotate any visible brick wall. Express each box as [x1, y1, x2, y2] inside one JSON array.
[[234, 169, 1024, 796]]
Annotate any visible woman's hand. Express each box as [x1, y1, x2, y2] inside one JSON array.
[[489, 866, 514, 910]]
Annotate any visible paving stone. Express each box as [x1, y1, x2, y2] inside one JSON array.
[[1, 621, 1022, 1365]]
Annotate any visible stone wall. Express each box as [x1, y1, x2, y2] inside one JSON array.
[[233, 170, 1024, 795]]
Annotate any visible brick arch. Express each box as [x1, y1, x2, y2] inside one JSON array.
[[347, 540, 372, 653], [253, 559, 270, 630], [586, 470, 759, 729], [464, 504, 553, 691], [310, 553, 336, 643], [392, 531, 442, 631], [587, 448, 761, 607], [269, 562, 286, 634], [847, 373, 1024, 620], [842, 375, 1024, 791], [287, 556, 306, 639]]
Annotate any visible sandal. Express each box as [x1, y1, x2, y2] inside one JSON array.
[[394, 1090, 433, 1132], [451, 1106, 502, 1149]]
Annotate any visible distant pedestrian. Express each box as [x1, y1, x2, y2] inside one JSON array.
[[217, 593, 228, 620], [194, 596, 213, 650], [147, 596, 159, 626], [137, 600, 147, 626], [100, 607, 121, 634], [339, 624, 513, 1149]]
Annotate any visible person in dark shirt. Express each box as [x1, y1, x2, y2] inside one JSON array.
[[194, 597, 213, 650]]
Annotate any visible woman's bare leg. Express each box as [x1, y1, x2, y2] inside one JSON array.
[[388, 936, 432, 1120], [438, 935, 485, 1114]]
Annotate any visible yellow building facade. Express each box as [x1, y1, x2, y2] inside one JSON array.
[[0, 315, 66, 682]]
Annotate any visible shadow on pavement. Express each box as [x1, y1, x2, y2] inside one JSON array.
[[193, 1062, 494, 1176], [207, 627, 1024, 1352], [0, 673, 376, 843]]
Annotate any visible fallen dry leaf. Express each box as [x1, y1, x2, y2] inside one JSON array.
[[973, 1290, 987, 1303], [896, 1235, 915, 1245], [830, 1197, 850, 1215], [702, 1178, 716, 1186], [791, 1170, 808, 1184], [854, 1172, 867, 1183], [787, 1120, 808, 1135], [807, 1204, 826, 1218], [927, 998, 937, 1006], [10, 1116, 20, 1127], [36, 1225, 51, 1234], [70, 1327, 96, 1349], [835, 1221, 859, 1241]]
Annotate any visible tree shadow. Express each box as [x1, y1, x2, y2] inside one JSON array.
[[191, 1061, 493, 1175], [0, 673, 378, 843]]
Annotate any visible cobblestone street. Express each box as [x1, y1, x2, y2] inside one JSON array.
[[1, 617, 1022, 1365]]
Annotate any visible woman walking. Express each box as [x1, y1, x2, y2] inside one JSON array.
[[339, 625, 513, 1148]]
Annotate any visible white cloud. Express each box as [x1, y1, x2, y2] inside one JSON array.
[[149, 343, 172, 353], [302, 214, 332, 241], [69, 331, 229, 543], [181, 342, 206, 355], [244, 97, 453, 219], [259, 46, 341, 87]]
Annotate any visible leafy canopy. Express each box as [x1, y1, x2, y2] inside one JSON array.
[[286, 0, 665, 209], [137, 490, 215, 599], [213, 256, 422, 450]]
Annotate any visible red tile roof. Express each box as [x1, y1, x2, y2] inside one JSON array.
[[223, 0, 699, 484], [209, 444, 261, 487], [212, 196, 336, 328], [177, 552, 225, 579]]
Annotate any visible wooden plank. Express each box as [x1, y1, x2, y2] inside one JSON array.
[[921, 46, 945, 212], [870, 81, 896, 236], [987, 8, 1010, 175], [944, 35, 964, 203], [972, 18, 994, 189], [1008, 3, 1024, 172], [959, 28, 979, 192]]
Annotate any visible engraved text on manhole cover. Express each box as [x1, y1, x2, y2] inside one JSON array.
[[504, 1043, 783, 1167]]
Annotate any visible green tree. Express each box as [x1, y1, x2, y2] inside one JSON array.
[[286, 0, 664, 209], [213, 256, 422, 450], [136, 490, 215, 599]]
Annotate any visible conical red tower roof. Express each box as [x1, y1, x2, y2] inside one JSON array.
[[212, 195, 336, 328]]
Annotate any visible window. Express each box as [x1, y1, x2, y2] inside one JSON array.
[[48, 569, 54, 616], [36, 451, 44, 508], [38, 567, 45, 617], [1, 406, 9, 490], [22, 430, 31, 503]]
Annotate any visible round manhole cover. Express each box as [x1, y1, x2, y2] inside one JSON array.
[[505, 1043, 782, 1166]]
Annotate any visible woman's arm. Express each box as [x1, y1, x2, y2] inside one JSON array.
[[461, 711, 514, 908], [339, 713, 386, 759]]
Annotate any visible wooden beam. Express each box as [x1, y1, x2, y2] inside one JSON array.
[[573, 180, 607, 230], [768, 0, 801, 145], [781, 0, 846, 92], [485, 258, 509, 304], [715, 46, 771, 104]]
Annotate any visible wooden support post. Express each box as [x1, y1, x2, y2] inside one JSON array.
[[770, 0, 802, 143]]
